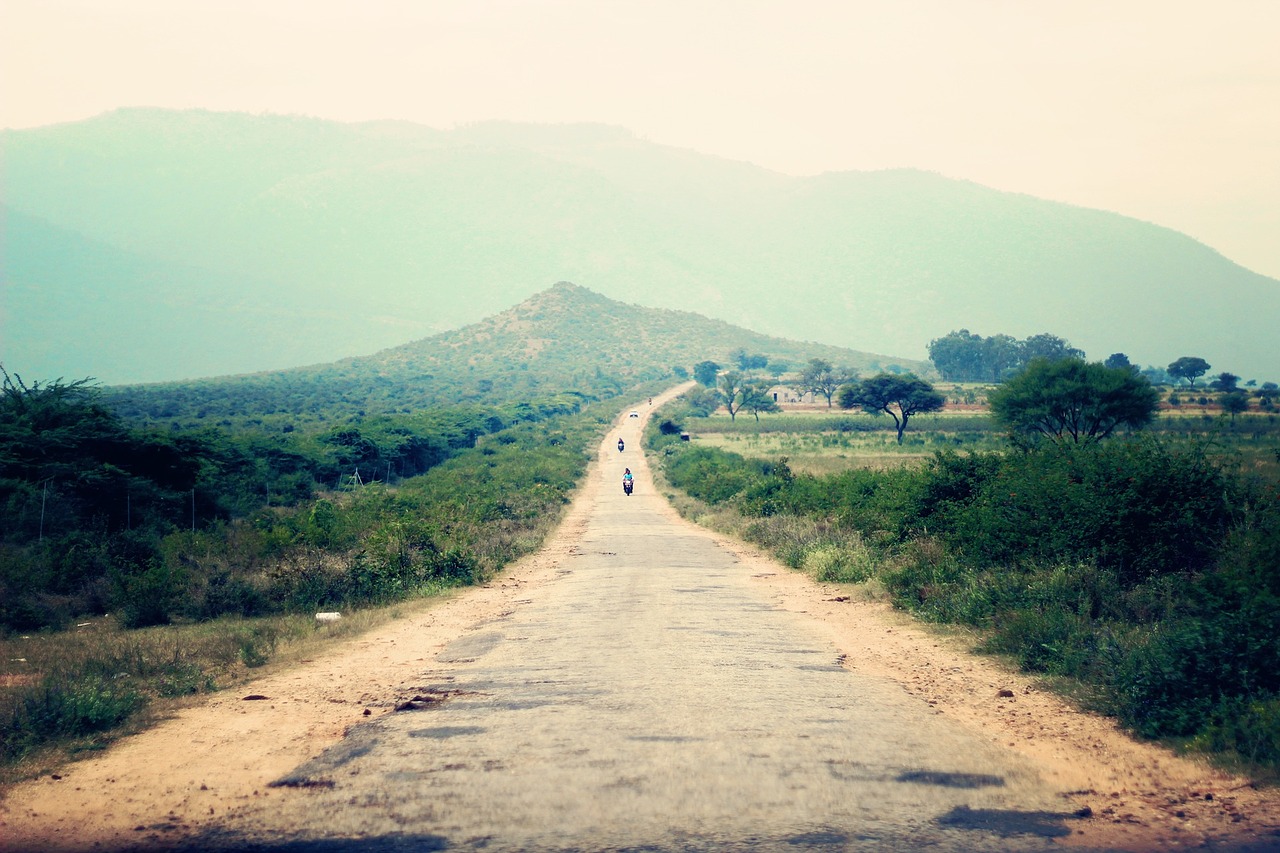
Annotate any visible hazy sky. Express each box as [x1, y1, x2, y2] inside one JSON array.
[[4, 0, 1279, 279]]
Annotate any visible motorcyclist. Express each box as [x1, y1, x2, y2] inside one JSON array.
[[622, 467, 634, 494], [617, 437, 625, 452]]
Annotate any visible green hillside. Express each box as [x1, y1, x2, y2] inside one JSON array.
[[4, 108, 1278, 383], [104, 282, 915, 426]]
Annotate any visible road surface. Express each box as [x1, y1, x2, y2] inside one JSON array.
[[191, 401, 1075, 851]]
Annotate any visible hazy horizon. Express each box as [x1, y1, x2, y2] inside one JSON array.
[[3, 0, 1279, 280]]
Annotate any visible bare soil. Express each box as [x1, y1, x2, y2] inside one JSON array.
[[2, 389, 1278, 852]]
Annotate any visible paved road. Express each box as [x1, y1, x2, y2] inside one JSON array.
[[198, 404, 1081, 852]]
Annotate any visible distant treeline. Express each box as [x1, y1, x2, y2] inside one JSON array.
[[0, 369, 601, 633], [928, 328, 1277, 389]]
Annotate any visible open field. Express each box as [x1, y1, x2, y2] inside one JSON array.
[[682, 403, 1280, 479]]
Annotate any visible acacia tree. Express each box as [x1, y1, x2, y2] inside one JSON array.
[[718, 371, 746, 421], [1105, 353, 1134, 371], [839, 373, 945, 444], [1221, 391, 1249, 425], [988, 358, 1159, 448], [1168, 356, 1211, 388], [741, 383, 782, 422], [730, 348, 769, 370], [800, 358, 848, 408]]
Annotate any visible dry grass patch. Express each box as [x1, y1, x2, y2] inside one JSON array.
[[0, 597, 446, 787]]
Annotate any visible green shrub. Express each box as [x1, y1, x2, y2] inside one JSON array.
[[111, 559, 187, 629], [916, 441, 1237, 585], [1, 675, 143, 761], [804, 542, 875, 584], [664, 446, 760, 504], [1192, 697, 1280, 772]]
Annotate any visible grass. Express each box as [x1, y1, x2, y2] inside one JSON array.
[[683, 410, 1004, 475], [681, 403, 1280, 479], [0, 598, 444, 786]]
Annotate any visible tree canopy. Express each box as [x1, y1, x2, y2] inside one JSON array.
[[988, 358, 1160, 447], [692, 360, 720, 387], [1210, 372, 1240, 392], [928, 329, 1085, 382], [1168, 356, 1211, 388], [838, 373, 944, 444], [741, 383, 782, 422], [800, 358, 849, 408], [717, 371, 746, 421]]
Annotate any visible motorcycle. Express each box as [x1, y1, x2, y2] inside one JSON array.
[[623, 478, 634, 496], [617, 438, 625, 452]]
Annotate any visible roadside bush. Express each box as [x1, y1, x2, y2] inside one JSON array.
[[1193, 697, 1280, 773], [665, 447, 760, 504], [111, 558, 187, 629], [804, 542, 875, 584], [916, 440, 1237, 585], [0, 675, 143, 761]]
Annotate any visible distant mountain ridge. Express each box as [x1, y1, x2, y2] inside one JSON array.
[[102, 282, 913, 423], [3, 108, 1278, 383]]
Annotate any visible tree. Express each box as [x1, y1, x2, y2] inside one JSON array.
[[800, 358, 848, 408], [982, 334, 1022, 382], [730, 349, 769, 371], [1168, 356, 1211, 388], [839, 373, 945, 444], [684, 387, 723, 416], [1105, 353, 1133, 371], [718, 371, 746, 421], [1021, 333, 1085, 363], [693, 361, 720, 387], [928, 330, 987, 381], [1258, 383, 1278, 411], [1210, 372, 1239, 392], [741, 383, 782, 422], [988, 358, 1160, 447], [1141, 365, 1173, 385], [1220, 391, 1249, 425]]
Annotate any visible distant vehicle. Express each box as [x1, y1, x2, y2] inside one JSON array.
[[629, 411, 640, 418]]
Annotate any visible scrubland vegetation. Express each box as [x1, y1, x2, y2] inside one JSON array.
[[650, 382, 1280, 779], [0, 368, 607, 772]]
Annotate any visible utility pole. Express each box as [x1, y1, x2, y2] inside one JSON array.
[[39, 479, 49, 543]]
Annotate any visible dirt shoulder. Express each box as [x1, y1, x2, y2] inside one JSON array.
[[3, 387, 1279, 852], [723, 536, 1280, 852]]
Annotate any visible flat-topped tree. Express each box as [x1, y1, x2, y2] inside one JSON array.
[[1168, 356, 1211, 388], [839, 373, 945, 444]]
